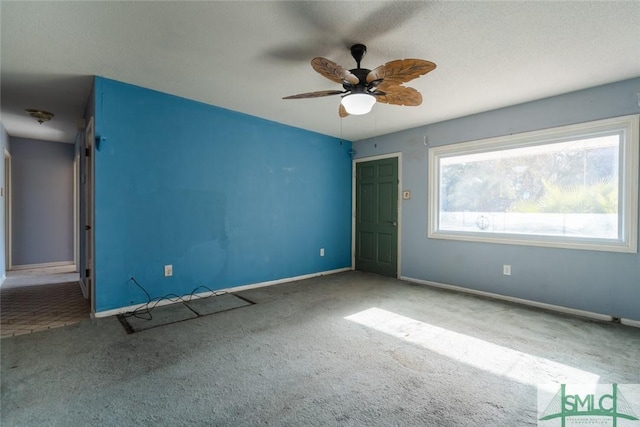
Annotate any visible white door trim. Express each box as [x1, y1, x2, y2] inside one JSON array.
[[4, 149, 11, 272], [83, 116, 96, 315], [73, 154, 79, 271]]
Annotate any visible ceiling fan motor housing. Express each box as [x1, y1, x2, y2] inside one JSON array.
[[344, 68, 371, 90]]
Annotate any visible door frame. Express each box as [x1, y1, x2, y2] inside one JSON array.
[[81, 116, 95, 315], [351, 152, 402, 277], [4, 149, 11, 272], [73, 154, 79, 271]]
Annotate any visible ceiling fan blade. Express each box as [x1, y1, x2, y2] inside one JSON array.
[[366, 65, 386, 84], [311, 57, 360, 85], [375, 86, 423, 106], [283, 90, 346, 100], [338, 103, 349, 118], [376, 59, 436, 90]]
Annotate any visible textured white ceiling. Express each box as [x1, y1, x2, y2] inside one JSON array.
[[2, 1, 639, 143]]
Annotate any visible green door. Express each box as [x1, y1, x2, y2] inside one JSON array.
[[355, 157, 398, 277]]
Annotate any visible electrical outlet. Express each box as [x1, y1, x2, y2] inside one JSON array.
[[164, 265, 173, 277], [320, 248, 325, 257], [503, 265, 511, 276]]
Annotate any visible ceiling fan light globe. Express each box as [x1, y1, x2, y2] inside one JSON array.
[[341, 93, 376, 115]]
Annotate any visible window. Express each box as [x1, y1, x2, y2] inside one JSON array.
[[428, 115, 639, 252]]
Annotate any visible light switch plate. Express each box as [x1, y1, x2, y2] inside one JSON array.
[[503, 265, 511, 276]]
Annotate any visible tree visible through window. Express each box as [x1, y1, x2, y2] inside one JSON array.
[[428, 115, 638, 252]]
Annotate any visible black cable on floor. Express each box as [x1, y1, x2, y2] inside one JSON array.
[[124, 277, 228, 321]]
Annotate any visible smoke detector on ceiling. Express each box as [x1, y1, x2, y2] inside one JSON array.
[[25, 109, 54, 124]]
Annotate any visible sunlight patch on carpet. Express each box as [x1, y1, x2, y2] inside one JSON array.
[[345, 307, 599, 390]]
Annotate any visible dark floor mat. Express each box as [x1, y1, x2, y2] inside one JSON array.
[[118, 293, 255, 334], [184, 292, 254, 316]]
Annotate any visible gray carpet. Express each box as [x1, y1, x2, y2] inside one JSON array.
[[1, 271, 638, 426]]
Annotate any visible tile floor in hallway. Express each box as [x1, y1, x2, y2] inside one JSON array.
[[1, 266, 89, 338]]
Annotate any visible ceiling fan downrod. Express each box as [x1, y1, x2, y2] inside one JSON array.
[[350, 44, 367, 69]]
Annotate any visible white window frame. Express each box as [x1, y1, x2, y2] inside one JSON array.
[[428, 114, 639, 253]]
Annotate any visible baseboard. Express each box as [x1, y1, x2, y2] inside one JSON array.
[[621, 318, 640, 328], [94, 267, 352, 318], [225, 267, 352, 292], [399, 276, 639, 326], [10, 261, 76, 271], [0, 274, 5, 288]]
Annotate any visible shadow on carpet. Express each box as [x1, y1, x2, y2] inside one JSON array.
[[117, 293, 255, 334]]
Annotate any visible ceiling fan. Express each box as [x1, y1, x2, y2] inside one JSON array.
[[283, 44, 436, 117]]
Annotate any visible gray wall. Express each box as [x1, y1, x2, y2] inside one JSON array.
[[10, 137, 74, 266], [353, 77, 640, 321]]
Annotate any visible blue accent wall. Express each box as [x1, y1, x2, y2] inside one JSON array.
[[353, 77, 640, 321], [93, 77, 352, 312]]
